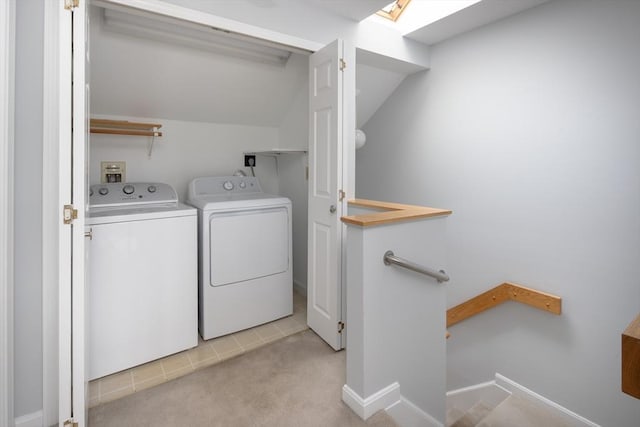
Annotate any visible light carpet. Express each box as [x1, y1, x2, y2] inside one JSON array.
[[89, 330, 397, 427]]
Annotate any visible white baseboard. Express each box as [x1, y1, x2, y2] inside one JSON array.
[[446, 379, 510, 414], [447, 374, 600, 427], [293, 279, 306, 296], [495, 373, 600, 427], [386, 397, 443, 427], [15, 410, 43, 427], [342, 382, 400, 420]]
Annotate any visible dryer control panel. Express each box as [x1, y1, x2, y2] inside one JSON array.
[[188, 176, 262, 199], [89, 182, 178, 208]]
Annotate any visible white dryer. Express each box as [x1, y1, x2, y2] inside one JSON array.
[[87, 182, 197, 380], [187, 176, 292, 340]]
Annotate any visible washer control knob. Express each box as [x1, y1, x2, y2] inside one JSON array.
[[98, 187, 109, 196], [90, 188, 94, 197], [223, 180, 234, 191], [147, 185, 157, 193], [123, 184, 135, 195], [239, 181, 246, 189]]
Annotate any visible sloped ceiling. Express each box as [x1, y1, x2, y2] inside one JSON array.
[[90, 6, 308, 127], [356, 61, 407, 128], [406, 0, 551, 45], [90, 3, 405, 129], [90, 0, 553, 129]]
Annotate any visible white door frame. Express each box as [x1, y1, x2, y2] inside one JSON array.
[[92, 0, 321, 52], [58, 0, 89, 423], [44, 0, 87, 424], [70, 1, 89, 422], [57, 1, 74, 421], [0, 0, 16, 425], [340, 42, 356, 349]]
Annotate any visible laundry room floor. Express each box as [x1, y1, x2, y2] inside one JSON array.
[[89, 290, 308, 408]]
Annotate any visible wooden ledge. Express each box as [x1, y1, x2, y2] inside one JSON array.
[[90, 118, 163, 137], [447, 282, 562, 328], [341, 199, 452, 227], [622, 313, 640, 399]]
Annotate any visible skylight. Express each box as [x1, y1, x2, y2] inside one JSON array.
[[369, 0, 483, 35], [376, 0, 412, 22]]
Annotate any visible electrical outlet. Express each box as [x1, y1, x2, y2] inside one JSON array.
[[101, 161, 126, 183], [244, 155, 256, 167]]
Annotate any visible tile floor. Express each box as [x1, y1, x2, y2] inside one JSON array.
[[89, 290, 308, 408]]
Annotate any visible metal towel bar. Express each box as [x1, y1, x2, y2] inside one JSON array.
[[383, 250, 449, 283]]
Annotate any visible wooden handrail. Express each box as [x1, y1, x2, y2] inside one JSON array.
[[342, 199, 451, 227], [447, 282, 562, 328], [622, 313, 640, 399]]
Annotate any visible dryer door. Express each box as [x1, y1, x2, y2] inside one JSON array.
[[209, 207, 289, 287]]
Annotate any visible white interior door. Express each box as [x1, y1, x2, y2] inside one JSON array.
[[59, 0, 88, 425], [72, 0, 89, 423], [307, 39, 349, 351]]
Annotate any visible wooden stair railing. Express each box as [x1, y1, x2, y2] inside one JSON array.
[[447, 282, 562, 329], [622, 313, 640, 399]]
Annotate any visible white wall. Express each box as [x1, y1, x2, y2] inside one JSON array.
[[13, 0, 43, 418], [345, 215, 448, 423], [277, 86, 309, 292], [356, 1, 640, 425], [90, 116, 280, 200]]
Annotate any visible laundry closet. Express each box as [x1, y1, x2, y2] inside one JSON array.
[[88, 2, 409, 313], [86, 1, 413, 381], [88, 4, 311, 293], [77, 0, 422, 411]]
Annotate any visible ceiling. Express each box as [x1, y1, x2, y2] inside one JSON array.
[[90, 0, 552, 128], [306, 0, 391, 21], [89, 3, 406, 128], [405, 0, 551, 45]]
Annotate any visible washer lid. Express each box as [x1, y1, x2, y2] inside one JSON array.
[[87, 203, 196, 225]]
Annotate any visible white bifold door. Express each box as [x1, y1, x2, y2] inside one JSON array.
[[59, 0, 88, 425], [307, 39, 355, 351]]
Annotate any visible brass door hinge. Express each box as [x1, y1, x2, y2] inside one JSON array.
[[63, 204, 78, 225], [338, 189, 346, 202], [64, 419, 79, 427], [338, 321, 345, 333], [339, 58, 346, 71], [64, 0, 80, 10]]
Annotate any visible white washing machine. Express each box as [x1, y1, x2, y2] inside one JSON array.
[[87, 182, 197, 380], [187, 176, 292, 340]]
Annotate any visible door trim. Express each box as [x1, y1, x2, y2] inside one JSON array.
[[340, 40, 356, 349], [0, 0, 15, 425], [42, 0, 62, 424]]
